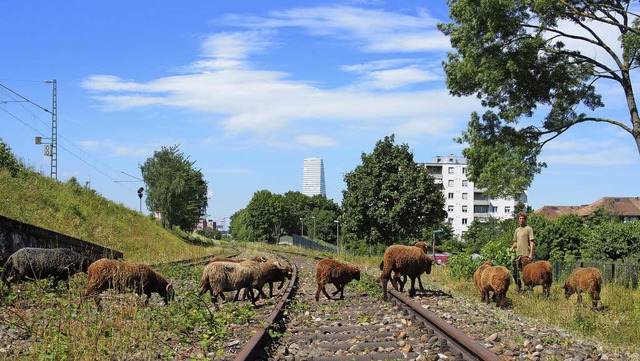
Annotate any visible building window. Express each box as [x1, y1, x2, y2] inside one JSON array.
[[462, 180, 468, 187], [448, 180, 454, 187], [448, 205, 454, 212], [448, 217, 453, 223], [448, 193, 454, 199], [462, 167, 467, 174], [505, 206, 511, 213], [448, 167, 454, 174], [462, 218, 468, 225], [462, 193, 468, 200], [491, 206, 498, 213], [462, 205, 468, 213]]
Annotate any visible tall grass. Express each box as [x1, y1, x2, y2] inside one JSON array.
[[0, 169, 220, 263], [427, 265, 640, 352]]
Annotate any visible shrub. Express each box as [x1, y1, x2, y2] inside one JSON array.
[[447, 253, 481, 280]]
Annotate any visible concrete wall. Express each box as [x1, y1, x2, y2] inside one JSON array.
[[0, 215, 123, 263]]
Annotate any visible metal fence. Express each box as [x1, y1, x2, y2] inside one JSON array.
[[292, 234, 337, 253], [552, 260, 640, 288]]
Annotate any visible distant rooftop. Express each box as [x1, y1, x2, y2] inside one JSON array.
[[535, 197, 640, 220]]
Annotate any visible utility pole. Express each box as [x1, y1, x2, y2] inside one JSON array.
[[1, 80, 58, 179], [45, 80, 57, 179]]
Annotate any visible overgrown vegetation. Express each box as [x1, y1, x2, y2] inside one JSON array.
[[0, 140, 220, 263]]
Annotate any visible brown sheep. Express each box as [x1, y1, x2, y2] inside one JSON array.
[[315, 259, 360, 301], [564, 267, 602, 309], [378, 241, 431, 292], [473, 261, 494, 302], [378, 244, 433, 300], [199, 260, 289, 309], [521, 257, 552, 296], [85, 258, 174, 308], [479, 265, 511, 308]]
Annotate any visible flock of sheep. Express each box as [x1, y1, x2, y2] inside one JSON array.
[[473, 257, 602, 309], [0, 245, 603, 311]]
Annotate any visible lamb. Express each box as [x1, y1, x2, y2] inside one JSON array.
[[2, 247, 90, 289], [521, 257, 553, 296], [479, 265, 511, 308], [473, 261, 494, 302], [564, 267, 602, 309], [199, 260, 290, 309], [378, 243, 433, 300], [85, 258, 174, 308], [315, 258, 361, 301]]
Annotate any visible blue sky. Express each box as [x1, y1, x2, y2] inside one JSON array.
[[2, 1, 638, 228]]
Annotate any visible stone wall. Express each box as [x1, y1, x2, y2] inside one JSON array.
[[0, 215, 123, 263]]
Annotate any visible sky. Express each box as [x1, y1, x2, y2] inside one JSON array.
[[1, 1, 639, 229]]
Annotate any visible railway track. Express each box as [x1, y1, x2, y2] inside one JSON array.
[[235, 253, 500, 361]]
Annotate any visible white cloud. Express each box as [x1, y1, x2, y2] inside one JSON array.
[[294, 135, 337, 147]]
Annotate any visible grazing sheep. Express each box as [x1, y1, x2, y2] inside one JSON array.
[[254, 261, 293, 299], [315, 259, 361, 301], [473, 261, 494, 302], [378, 244, 433, 300], [479, 265, 511, 308], [521, 257, 552, 296], [2, 247, 90, 289], [379, 241, 432, 292], [199, 260, 288, 308], [85, 258, 174, 308], [564, 267, 602, 309]]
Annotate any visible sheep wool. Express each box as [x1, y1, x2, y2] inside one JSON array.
[[521, 258, 553, 296], [473, 261, 494, 302], [479, 265, 511, 308], [315, 258, 360, 302], [85, 258, 174, 308], [378, 244, 433, 300], [564, 267, 602, 309], [2, 247, 90, 289]]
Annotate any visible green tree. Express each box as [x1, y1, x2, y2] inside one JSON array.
[[341, 135, 447, 248], [140, 145, 208, 231], [439, 1, 640, 199], [0, 139, 23, 176]]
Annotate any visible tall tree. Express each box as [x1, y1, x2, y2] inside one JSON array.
[[341, 135, 447, 248], [140, 145, 208, 230], [439, 1, 640, 198]]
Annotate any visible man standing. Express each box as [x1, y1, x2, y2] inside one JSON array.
[[510, 211, 535, 290]]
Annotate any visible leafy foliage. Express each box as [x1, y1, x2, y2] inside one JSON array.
[[0, 139, 23, 176], [341, 135, 447, 248], [229, 190, 341, 243], [440, 1, 640, 198], [140, 145, 208, 231], [447, 253, 482, 280]]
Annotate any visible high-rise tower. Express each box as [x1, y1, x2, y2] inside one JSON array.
[[302, 158, 326, 196]]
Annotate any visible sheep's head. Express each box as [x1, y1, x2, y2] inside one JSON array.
[[563, 282, 574, 299], [413, 241, 428, 254], [425, 256, 434, 275], [353, 268, 361, 281]]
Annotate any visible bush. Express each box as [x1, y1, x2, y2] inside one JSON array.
[[447, 253, 481, 280], [480, 239, 514, 270]]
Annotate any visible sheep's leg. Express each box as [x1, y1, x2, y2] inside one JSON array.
[[257, 285, 269, 299], [417, 275, 425, 291], [576, 292, 583, 305], [408, 277, 417, 297], [314, 285, 323, 301]]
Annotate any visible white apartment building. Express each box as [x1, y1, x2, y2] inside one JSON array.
[[302, 157, 326, 197], [419, 155, 527, 239]]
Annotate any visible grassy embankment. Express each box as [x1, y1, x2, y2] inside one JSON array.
[[0, 168, 222, 263]]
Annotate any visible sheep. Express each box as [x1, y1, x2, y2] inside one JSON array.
[[85, 258, 174, 308], [479, 265, 511, 308], [564, 267, 602, 309], [315, 258, 361, 301], [521, 257, 553, 296], [378, 244, 433, 300], [2, 247, 90, 290], [199, 260, 289, 309], [254, 261, 293, 299], [207, 256, 267, 264], [378, 241, 432, 292], [473, 261, 494, 302]]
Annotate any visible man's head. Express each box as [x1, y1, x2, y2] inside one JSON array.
[[517, 212, 527, 226]]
